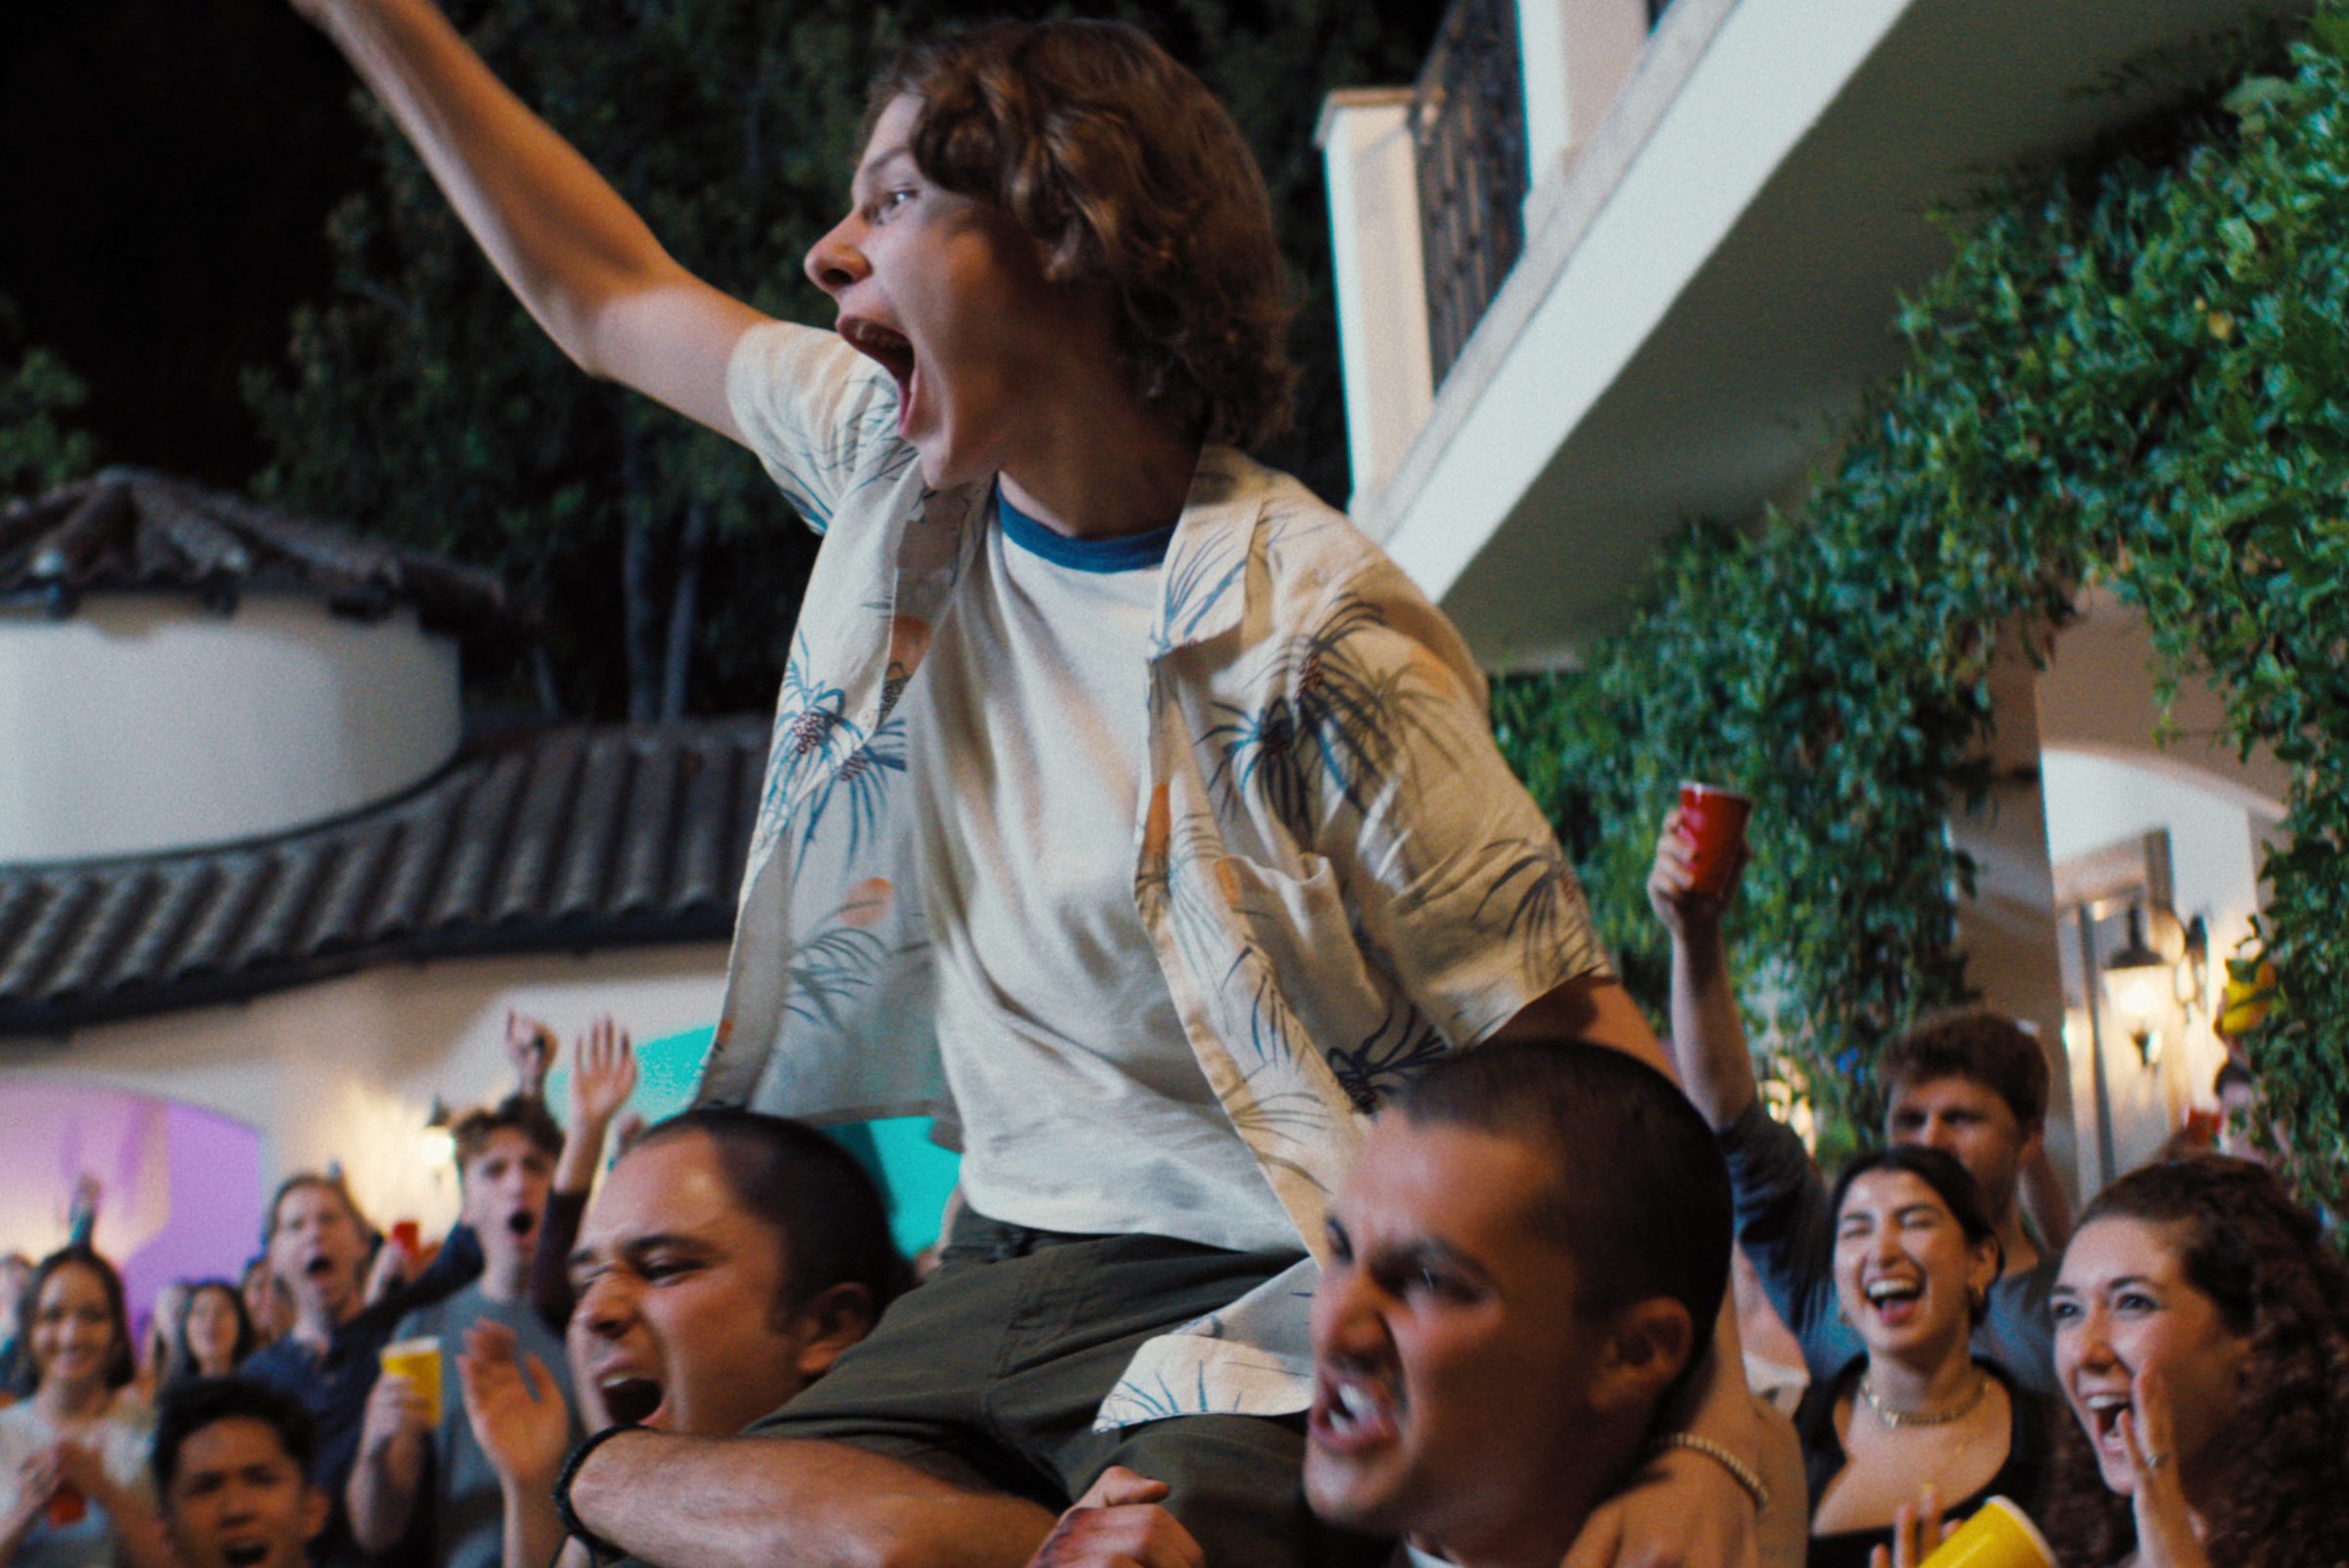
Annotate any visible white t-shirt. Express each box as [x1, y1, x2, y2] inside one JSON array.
[[906, 492, 1294, 1252], [0, 1396, 154, 1568]]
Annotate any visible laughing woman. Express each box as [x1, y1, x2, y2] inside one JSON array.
[[0, 1249, 171, 1568], [1800, 1147, 2051, 1568], [2044, 1156, 2349, 1568]]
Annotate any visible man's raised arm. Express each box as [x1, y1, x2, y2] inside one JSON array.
[[1647, 807, 1758, 1130], [289, 0, 767, 437]]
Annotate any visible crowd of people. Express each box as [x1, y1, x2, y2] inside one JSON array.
[[3, 980, 2345, 1568], [8, 2, 2349, 1564]]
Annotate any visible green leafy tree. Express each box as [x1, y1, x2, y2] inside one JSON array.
[[249, 0, 1439, 719], [0, 298, 101, 501], [1491, 5, 2349, 1216]]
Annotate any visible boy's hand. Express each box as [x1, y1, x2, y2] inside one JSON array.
[[1027, 1467, 1204, 1568], [1647, 808, 1742, 941], [1561, 1445, 1757, 1568], [566, 1016, 639, 1130]]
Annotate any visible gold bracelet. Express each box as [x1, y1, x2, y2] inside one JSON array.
[[1648, 1430, 1771, 1512]]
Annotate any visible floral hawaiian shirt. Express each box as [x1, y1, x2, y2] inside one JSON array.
[[695, 321, 1612, 1428]]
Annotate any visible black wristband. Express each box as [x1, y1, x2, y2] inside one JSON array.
[[554, 1423, 642, 1563]]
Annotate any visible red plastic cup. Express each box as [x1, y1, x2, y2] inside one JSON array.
[[1676, 781, 1752, 900], [390, 1219, 422, 1259], [47, 1484, 86, 1528]]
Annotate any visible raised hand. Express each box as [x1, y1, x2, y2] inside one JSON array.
[[1867, 1485, 1951, 1568], [507, 1011, 556, 1099], [458, 1320, 574, 1489], [566, 1016, 639, 1130], [2120, 1367, 2207, 1568], [1646, 807, 1743, 940]]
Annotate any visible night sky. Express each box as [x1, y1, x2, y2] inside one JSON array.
[[2, 0, 368, 486], [3, 0, 1447, 504]]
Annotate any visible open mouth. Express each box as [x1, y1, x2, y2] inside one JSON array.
[[223, 1543, 270, 1567], [1862, 1277, 1924, 1325], [2081, 1392, 2132, 1458], [1307, 1373, 1400, 1456], [304, 1256, 336, 1279], [840, 318, 919, 427], [506, 1211, 537, 1238], [599, 1375, 663, 1427]]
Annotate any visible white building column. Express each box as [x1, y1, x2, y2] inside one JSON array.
[[1949, 630, 2081, 1208], [1513, 0, 1649, 215], [1317, 89, 1435, 513]]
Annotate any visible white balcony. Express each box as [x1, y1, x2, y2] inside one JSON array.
[[1323, 0, 2307, 668]]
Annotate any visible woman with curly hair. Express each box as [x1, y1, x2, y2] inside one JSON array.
[[2044, 1155, 2349, 1568]]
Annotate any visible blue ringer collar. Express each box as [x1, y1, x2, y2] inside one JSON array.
[[996, 486, 1176, 572]]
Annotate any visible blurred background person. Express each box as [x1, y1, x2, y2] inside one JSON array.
[[240, 1175, 478, 1568], [239, 1263, 292, 1357], [349, 1096, 570, 1568], [2044, 1157, 2349, 1568], [167, 1284, 258, 1396], [0, 1248, 171, 1568], [1801, 1148, 2048, 1568]]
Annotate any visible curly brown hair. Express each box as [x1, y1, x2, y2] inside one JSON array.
[[865, 19, 1296, 451], [1879, 1007, 2050, 1130], [2043, 1156, 2349, 1568]]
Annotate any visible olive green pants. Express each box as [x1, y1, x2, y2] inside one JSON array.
[[748, 1210, 1390, 1567]]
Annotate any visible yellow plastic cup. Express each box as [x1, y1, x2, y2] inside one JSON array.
[[380, 1337, 444, 1428], [1921, 1498, 2055, 1568]]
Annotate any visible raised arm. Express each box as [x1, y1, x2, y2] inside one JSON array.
[[1647, 807, 1758, 1130], [288, 0, 768, 436]]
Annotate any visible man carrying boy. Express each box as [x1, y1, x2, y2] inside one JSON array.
[[152, 1380, 331, 1568], [284, 6, 1769, 1562], [458, 1107, 908, 1568], [1035, 1042, 1805, 1568], [349, 1096, 573, 1568], [1647, 812, 2063, 1392]]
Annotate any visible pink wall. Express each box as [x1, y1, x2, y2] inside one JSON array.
[[0, 1083, 263, 1329]]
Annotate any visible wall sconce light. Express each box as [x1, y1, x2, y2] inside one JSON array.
[[2103, 904, 2169, 1067]]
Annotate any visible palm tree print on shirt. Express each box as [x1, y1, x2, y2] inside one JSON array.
[[1204, 595, 1460, 843], [784, 878, 897, 1031]]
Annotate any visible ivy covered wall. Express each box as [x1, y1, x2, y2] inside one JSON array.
[[1493, 8, 2349, 1207]]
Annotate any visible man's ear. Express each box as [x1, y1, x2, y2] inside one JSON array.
[[2017, 1117, 2046, 1166], [301, 1483, 332, 1545], [1587, 1299, 1696, 1418], [789, 1282, 879, 1382]]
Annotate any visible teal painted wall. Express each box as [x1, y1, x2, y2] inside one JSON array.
[[546, 1023, 962, 1258]]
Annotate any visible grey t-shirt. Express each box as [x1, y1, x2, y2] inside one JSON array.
[[1716, 1100, 2058, 1398], [392, 1285, 579, 1568]]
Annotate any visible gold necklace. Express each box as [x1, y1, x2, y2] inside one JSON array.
[[1858, 1371, 1990, 1428]]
